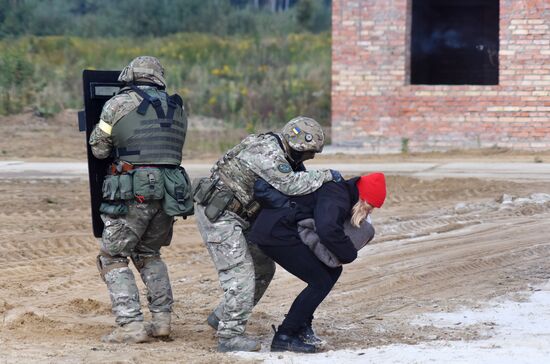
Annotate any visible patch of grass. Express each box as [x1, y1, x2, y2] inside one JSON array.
[[0, 32, 331, 130]]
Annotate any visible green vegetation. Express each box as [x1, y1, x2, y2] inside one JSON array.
[[0, 32, 331, 127], [0, 0, 332, 128], [0, 0, 331, 38]]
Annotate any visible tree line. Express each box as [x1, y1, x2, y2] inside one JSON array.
[[0, 0, 331, 38]]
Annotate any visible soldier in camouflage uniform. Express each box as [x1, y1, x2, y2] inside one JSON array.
[[89, 56, 188, 343], [195, 116, 341, 352]]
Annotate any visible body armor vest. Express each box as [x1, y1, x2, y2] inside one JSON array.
[[111, 86, 187, 166], [212, 133, 286, 206]]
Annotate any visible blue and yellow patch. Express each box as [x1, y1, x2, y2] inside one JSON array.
[[277, 163, 292, 173], [291, 127, 301, 135]]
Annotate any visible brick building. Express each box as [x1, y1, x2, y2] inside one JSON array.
[[332, 0, 550, 152]]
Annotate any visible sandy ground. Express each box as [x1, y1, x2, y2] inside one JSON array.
[[239, 281, 550, 363], [1, 111, 550, 363]]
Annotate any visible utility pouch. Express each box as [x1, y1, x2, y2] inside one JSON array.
[[204, 188, 234, 222], [163, 167, 194, 217], [193, 177, 218, 205], [99, 202, 128, 216], [102, 175, 120, 200], [119, 174, 134, 200], [132, 168, 164, 201], [102, 174, 134, 201]]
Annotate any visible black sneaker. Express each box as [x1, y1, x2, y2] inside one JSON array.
[[297, 324, 326, 348], [270, 325, 317, 353]]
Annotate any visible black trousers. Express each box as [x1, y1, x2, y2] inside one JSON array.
[[259, 243, 342, 334]]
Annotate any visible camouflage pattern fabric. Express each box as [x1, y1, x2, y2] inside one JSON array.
[[118, 56, 166, 87], [212, 133, 333, 207], [133, 255, 174, 314], [281, 116, 325, 152], [99, 200, 174, 325], [89, 89, 141, 159], [102, 265, 143, 325], [197, 129, 333, 339], [89, 59, 179, 327], [195, 204, 275, 338]]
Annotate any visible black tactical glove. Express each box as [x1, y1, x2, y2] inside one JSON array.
[[330, 169, 343, 183]]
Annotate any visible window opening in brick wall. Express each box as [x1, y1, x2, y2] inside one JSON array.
[[411, 0, 499, 85]]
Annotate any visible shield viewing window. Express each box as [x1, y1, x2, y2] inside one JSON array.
[[410, 0, 499, 85]]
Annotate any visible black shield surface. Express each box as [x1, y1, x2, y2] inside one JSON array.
[[80, 70, 122, 237]]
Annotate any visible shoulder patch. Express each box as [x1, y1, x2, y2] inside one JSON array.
[[277, 163, 292, 173]]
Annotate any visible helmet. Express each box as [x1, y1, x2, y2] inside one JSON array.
[[118, 56, 166, 87], [281, 116, 325, 153]]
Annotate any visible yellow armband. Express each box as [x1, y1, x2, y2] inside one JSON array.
[[98, 119, 112, 135]]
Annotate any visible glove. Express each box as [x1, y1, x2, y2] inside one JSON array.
[[330, 169, 343, 183]]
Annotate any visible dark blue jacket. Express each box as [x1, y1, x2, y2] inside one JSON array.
[[247, 177, 360, 264]]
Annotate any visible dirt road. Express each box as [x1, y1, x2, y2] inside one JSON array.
[[1, 172, 549, 363], [1, 111, 550, 363]]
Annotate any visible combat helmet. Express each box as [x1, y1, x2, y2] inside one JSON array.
[[118, 56, 166, 87], [281, 116, 325, 153]]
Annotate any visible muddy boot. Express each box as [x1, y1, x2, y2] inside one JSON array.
[[218, 335, 261, 352], [145, 312, 171, 337], [101, 321, 149, 344], [271, 325, 317, 353], [297, 324, 326, 348]]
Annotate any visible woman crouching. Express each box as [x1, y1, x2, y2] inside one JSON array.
[[247, 173, 386, 353]]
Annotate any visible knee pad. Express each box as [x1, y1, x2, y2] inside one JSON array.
[[96, 253, 129, 282]]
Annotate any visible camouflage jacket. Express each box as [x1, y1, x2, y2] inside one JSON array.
[[212, 133, 333, 206]]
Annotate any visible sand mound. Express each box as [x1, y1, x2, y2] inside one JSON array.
[[7, 312, 58, 329], [67, 298, 110, 315]]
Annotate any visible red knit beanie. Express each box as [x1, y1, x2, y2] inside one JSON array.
[[356, 173, 386, 208]]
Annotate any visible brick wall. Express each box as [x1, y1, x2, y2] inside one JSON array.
[[332, 0, 550, 152]]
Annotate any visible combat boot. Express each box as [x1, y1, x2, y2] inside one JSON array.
[[218, 335, 261, 352], [297, 324, 326, 348], [270, 325, 317, 353], [101, 321, 149, 344], [145, 312, 171, 337]]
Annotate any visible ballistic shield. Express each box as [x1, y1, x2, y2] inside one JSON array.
[[78, 70, 122, 237]]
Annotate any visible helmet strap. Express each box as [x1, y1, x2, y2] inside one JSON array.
[[289, 149, 304, 164]]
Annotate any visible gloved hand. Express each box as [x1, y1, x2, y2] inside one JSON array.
[[330, 169, 343, 182]]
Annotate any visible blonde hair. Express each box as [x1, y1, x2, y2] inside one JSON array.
[[351, 199, 373, 227]]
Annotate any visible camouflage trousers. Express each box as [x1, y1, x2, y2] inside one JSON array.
[[98, 199, 174, 326], [195, 204, 276, 338]]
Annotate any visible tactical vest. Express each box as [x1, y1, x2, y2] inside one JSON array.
[[212, 133, 290, 206], [111, 86, 187, 166]]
